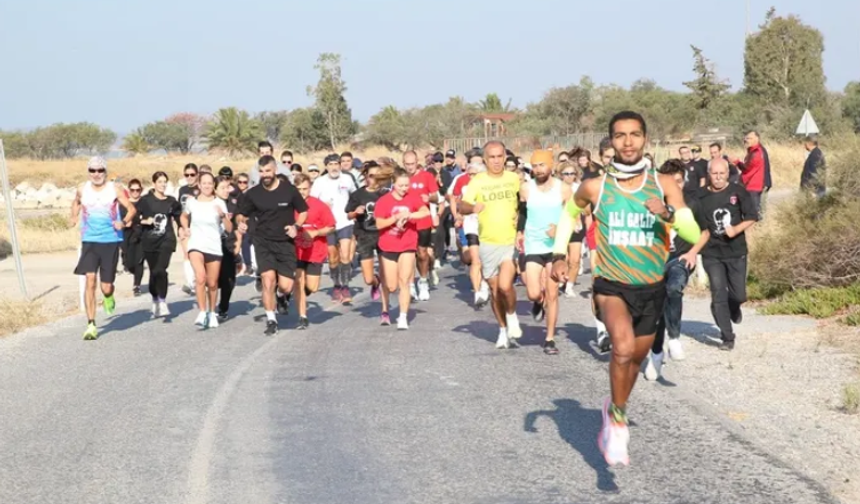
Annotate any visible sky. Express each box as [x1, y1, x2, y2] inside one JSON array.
[[1, 0, 858, 134]]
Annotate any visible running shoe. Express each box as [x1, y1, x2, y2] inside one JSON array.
[[719, 340, 735, 351], [82, 323, 98, 341], [159, 301, 170, 317], [207, 312, 219, 329], [542, 339, 559, 355], [418, 279, 430, 301], [341, 287, 353, 304], [596, 330, 611, 353], [277, 294, 290, 315], [133, 286, 141, 297], [331, 286, 343, 303], [397, 314, 409, 330], [598, 398, 630, 466], [495, 329, 510, 349], [667, 338, 685, 360], [254, 277, 263, 294], [731, 304, 743, 324], [297, 317, 309, 330], [103, 294, 116, 316], [410, 282, 419, 302], [433, 259, 441, 270], [217, 311, 229, 322], [475, 288, 489, 308], [643, 351, 663, 381], [531, 301, 545, 322], [151, 301, 160, 318], [564, 282, 576, 298], [506, 313, 523, 341], [182, 285, 194, 296], [371, 277, 381, 301], [264, 320, 279, 336], [380, 312, 391, 326], [194, 311, 207, 327]]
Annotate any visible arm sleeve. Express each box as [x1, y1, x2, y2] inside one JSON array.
[[552, 201, 584, 255], [517, 200, 527, 232], [672, 207, 701, 244]]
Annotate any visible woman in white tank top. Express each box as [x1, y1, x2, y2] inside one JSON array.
[[180, 172, 232, 329]]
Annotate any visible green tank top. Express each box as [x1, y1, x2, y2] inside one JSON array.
[[593, 170, 670, 286]]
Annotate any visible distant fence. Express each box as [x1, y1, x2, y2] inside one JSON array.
[[443, 133, 604, 156]]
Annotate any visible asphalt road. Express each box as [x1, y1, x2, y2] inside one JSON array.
[[0, 264, 839, 504]]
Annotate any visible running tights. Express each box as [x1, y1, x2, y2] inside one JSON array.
[[144, 249, 173, 300], [218, 250, 238, 313]]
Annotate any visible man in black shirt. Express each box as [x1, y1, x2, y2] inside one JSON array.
[[695, 158, 757, 351], [237, 156, 309, 335], [800, 135, 826, 196], [679, 145, 706, 195]]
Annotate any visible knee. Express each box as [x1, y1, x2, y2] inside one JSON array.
[[526, 288, 542, 302], [611, 336, 635, 362], [544, 287, 559, 303]]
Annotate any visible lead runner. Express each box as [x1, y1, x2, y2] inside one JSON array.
[[551, 111, 701, 466]]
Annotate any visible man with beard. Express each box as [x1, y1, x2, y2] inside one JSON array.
[[550, 112, 700, 466], [516, 150, 572, 355], [249, 141, 292, 186], [695, 158, 757, 351], [237, 156, 308, 335]]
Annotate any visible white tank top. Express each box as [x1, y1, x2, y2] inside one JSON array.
[[80, 181, 122, 243]]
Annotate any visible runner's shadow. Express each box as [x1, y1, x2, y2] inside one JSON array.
[[559, 322, 610, 363], [524, 399, 618, 493], [445, 274, 476, 306], [452, 320, 503, 344], [680, 320, 722, 347]]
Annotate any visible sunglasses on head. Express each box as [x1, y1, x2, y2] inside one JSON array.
[[88, 168, 106, 174]]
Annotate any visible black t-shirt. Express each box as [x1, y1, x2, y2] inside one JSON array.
[[136, 193, 182, 252], [220, 196, 241, 254], [345, 187, 388, 234], [683, 161, 707, 195], [581, 166, 603, 181], [239, 180, 308, 242], [178, 185, 199, 211], [694, 183, 755, 258]]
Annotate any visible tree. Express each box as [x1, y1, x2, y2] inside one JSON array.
[[844, 82, 860, 133], [307, 53, 357, 150], [22, 123, 116, 159], [255, 111, 290, 143], [204, 107, 263, 157], [744, 10, 826, 107], [141, 121, 194, 154], [279, 107, 330, 154], [478, 93, 513, 113], [364, 106, 407, 151], [0, 130, 33, 159], [683, 45, 731, 110], [511, 77, 594, 136], [165, 112, 206, 153], [121, 129, 151, 156]]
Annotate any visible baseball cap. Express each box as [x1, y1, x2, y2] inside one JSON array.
[[218, 166, 233, 177], [324, 154, 340, 165], [87, 156, 107, 169], [432, 152, 444, 163], [308, 164, 320, 172], [445, 149, 456, 159]]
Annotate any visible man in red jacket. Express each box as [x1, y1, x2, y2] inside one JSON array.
[[734, 131, 771, 221]]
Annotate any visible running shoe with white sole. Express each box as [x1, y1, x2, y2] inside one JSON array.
[[495, 329, 510, 349], [277, 294, 290, 315], [103, 295, 116, 316], [194, 311, 207, 327], [397, 314, 409, 330], [297, 317, 309, 330], [410, 282, 419, 302], [418, 279, 430, 301], [506, 313, 523, 341], [371, 278, 381, 301], [643, 351, 663, 381], [159, 301, 170, 317], [82, 323, 98, 341], [667, 338, 685, 360], [596, 330, 611, 353], [542, 339, 559, 355], [207, 312, 219, 329], [598, 398, 630, 466], [431, 269, 440, 287], [217, 311, 229, 323], [331, 287, 343, 303], [264, 320, 278, 336], [151, 302, 160, 318], [340, 287, 353, 304], [380, 312, 391, 326], [564, 282, 576, 298]]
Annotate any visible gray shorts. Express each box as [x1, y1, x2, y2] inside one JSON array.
[[327, 225, 355, 246], [479, 244, 516, 279]]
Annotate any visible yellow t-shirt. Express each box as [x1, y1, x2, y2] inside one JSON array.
[[462, 171, 520, 245]]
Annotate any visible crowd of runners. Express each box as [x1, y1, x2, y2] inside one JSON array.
[[70, 110, 764, 468]]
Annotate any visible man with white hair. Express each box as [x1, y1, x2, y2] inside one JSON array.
[[70, 156, 137, 340]]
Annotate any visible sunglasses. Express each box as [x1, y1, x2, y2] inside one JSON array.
[[237, 180, 248, 185], [88, 168, 106, 174], [129, 187, 142, 192], [184, 172, 198, 177], [561, 172, 576, 177], [309, 169, 320, 173]]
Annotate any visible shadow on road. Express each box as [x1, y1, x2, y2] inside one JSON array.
[[559, 322, 610, 363], [680, 320, 722, 347], [524, 399, 618, 493]]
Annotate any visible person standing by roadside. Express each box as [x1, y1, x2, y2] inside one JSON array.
[[734, 131, 771, 220], [71, 156, 137, 340], [120, 179, 145, 296], [696, 158, 757, 351], [136, 172, 182, 319], [800, 135, 826, 197]]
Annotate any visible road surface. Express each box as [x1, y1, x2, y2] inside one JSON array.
[[0, 264, 839, 504]]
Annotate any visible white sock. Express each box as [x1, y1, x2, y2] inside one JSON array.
[[183, 260, 195, 287], [506, 312, 519, 326], [595, 317, 607, 334], [498, 327, 508, 337], [266, 311, 276, 322]]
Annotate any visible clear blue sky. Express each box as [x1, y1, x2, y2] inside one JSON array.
[[1, 0, 857, 133]]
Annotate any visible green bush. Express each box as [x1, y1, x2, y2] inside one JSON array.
[[761, 284, 860, 318]]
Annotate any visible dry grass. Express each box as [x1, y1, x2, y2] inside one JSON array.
[[0, 213, 79, 255], [0, 297, 45, 337]]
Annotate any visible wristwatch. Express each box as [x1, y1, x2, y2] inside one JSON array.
[[663, 205, 676, 221]]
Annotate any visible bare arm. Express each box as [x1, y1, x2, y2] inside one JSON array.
[[409, 205, 431, 221], [69, 185, 82, 227], [727, 219, 755, 238], [115, 183, 136, 225]]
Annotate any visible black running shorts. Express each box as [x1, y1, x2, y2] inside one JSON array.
[[466, 234, 480, 247], [417, 228, 433, 248], [296, 260, 323, 276], [524, 252, 553, 267], [74, 242, 120, 284], [593, 277, 666, 337], [355, 231, 379, 261], [253, 238, 297, 279], [380, 250, 415, 262]]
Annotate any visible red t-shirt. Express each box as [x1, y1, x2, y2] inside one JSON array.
[[376, 192, 424, 253], [295, 196, 336, 263], [408, 169, 438, 230], [451, 173, 471, 198]]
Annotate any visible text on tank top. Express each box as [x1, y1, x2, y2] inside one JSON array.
[[80, 181, 122, 243], [593, 171, 669, 285], [524, 178, 563, 255]]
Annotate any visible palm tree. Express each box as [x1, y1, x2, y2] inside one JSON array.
[[121, 129, 150, 156], [478, 93, 513, 113], [204, 108, 263, 157]]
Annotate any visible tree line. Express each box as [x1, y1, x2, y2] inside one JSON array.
[[2, 10, 859, 160]]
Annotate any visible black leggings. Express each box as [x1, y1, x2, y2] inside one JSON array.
[[122, 236, 145, 287], [144, 249, 173, 300], [218, 249, 238, 313]]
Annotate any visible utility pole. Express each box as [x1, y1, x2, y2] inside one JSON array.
[[0, 139, 29, 299]]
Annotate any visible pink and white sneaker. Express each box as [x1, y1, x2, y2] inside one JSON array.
[[598, 397, 630, 466]]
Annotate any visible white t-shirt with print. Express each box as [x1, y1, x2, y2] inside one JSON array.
[[186, 197, 228, 256], [310, 174, 357, 230]]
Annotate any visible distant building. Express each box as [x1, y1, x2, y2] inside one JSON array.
[[474, 113, 517, 138]]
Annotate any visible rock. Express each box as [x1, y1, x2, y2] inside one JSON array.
[[25, 187, 37, 197], [39, 182, 58, 193], [58, 189, 76, 201], [14, 181, 31, 194], [36, 188, 60, 206]]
